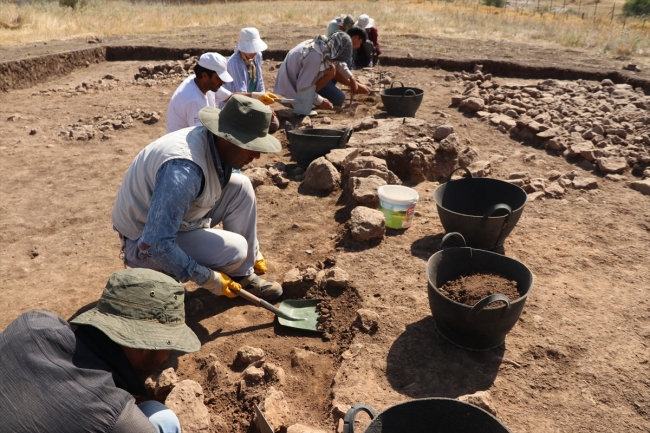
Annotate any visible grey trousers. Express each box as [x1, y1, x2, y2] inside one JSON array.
[[122, 173, 258, 278]]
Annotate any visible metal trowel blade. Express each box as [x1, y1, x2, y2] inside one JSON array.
[[254, 402, 274, 433]]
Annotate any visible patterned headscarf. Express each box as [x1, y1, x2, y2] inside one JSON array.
[[303, 32, 353, 71]]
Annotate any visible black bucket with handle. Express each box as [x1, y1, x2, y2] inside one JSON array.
[[426, 233, 534, 351], [343, 398, 512, 433], [284, 123, 353, 168], [380, 81, 424, 117], [434, 167, 527, 250]]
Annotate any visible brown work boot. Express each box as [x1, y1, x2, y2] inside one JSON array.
[[233, 274, 283, 301]]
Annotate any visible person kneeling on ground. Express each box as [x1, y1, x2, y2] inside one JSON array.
[[0, 268, 200, 433], [353, 14, 381, 68], [326, 14, 355, 37], [217, 28, 280, 133], [112, 95, 283, 301], [273, 31, 368, 109]]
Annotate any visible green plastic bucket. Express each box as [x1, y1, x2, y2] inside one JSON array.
[[378, 185, 419, 229]]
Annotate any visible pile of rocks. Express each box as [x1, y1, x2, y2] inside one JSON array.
[[32, 75, 122, 97], [450, 66, 650, 186], [58, 108, 161, 140], [134, 55, 197, 86]]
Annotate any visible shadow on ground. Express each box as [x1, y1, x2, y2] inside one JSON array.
[[385, 316, 503, 398]]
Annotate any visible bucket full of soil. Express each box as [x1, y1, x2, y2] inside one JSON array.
[[426, 232, 534, 351], [343, 398, 512, 433], [433, 167, 527, 250], [285, 123, 353, 168], [380, 81, 424, 117]]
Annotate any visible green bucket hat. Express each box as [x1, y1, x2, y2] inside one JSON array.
[[199, 95, 281, 153], [71, 268, 200, 353]]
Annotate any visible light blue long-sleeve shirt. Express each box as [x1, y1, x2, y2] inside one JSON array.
[[218, 51, 265, 108]]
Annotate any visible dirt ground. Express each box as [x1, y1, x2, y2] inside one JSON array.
[[1, 32, 649, 433]]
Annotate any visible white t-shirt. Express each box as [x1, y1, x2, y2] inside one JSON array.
[[165, 75, 230, 133]]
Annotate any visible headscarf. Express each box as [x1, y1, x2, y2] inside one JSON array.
[[302, 32, 353, 72]]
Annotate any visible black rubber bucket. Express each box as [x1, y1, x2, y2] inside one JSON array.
[[434, 167, 527, 250], [343, 398, 512, 433], [380, 81, 424, 117], [426, 233, 534, 351], [285, 124, 353, 168]]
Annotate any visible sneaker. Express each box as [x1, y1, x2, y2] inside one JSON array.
[[233, 274, 283, 301]]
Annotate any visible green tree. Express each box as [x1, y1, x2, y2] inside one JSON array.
[[623, 0, 650, 16]]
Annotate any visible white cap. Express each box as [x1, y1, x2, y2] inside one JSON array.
[[197, 53, 233, 82], [355, 14, 375, 29], [236, 28, 268, 54]]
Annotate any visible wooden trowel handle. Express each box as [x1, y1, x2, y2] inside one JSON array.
[[236, 288, 302, 321]]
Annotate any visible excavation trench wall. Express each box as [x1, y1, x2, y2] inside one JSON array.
[[2, 45, 650, 92]]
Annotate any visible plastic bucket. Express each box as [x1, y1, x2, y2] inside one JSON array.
[[377, 185, 419, 229]]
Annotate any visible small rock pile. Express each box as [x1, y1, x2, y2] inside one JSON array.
[[58, 109, 161, 140], [450, 65, 650, 185], [33, 75, 122, 97], [134, 55, 197, 86]]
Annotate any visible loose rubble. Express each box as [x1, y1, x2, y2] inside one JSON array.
[[164, 380, 211, 433], [450, 68, 650, 191]]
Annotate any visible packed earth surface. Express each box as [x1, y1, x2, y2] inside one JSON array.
[[1, 28, 650, 433]]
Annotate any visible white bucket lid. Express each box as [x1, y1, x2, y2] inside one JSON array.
[[377, 185, 419, 205]]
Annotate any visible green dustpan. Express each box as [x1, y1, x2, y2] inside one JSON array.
[[278, 299, 323, 332], [236, 289, 322, 332]]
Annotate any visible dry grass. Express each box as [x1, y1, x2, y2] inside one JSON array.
[[1, 0, 650, 57]]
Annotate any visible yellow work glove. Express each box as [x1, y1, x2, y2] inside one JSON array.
[[254, 257, 268, 275], [252, 92, 280, 106], [204, 270, 242, 298]]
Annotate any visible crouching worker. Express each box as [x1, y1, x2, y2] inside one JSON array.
[[112, 95, 283, 301], [0, 268, 201, 433]]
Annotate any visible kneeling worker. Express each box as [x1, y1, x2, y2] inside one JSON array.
[[112, 95, 283, 301], [0, 268, 200, 433]]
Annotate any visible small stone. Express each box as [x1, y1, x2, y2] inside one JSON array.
[[508, 171, 530, 181], [321, 116, 333, 124], [287, 424, 328, 433], [264, 362, 286, 385], [303, 157, 340, 193], [461, 97, 485, 112], [433, 125, 454, 140], [354, 309, 379, 332], [143, 112, 160, 124], [332, 403, 351, 418], [527, 191, 545, 202], [326, 267, 349, 289], [264, 387, 291, 431], [573, 177, 598, 190], [326, 148, 360, 170], [629, 179, 650, 195], [604, 174, 626, 182], [350, 207, 385, 241], [237, 346, 265, 364], [164, 380, 210, 433], [458, 390, 497, 416], [298, 116, 312, 128], [245, 167, 270, 188], [207, 360, 228, 383], [350, 175, 386, 207], [545, 182, 565, 198], [467, 160, 491, 177], [155, 367, 179, 400], [29, 129, 37, 135], [282, 268, 303, 287], [242, 363, 265, 383], [597, 157, 628, 174]]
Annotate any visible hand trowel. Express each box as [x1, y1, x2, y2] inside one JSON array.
[[274, 85, 316, 116]]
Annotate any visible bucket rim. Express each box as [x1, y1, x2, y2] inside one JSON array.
[[433, 181, 528, 216], [426, 247, 534, 308], [378, 184, 419, 205]]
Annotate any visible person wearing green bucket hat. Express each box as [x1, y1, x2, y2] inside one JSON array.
[[0, 268, 200, 433], [112, 95, 284, 302]]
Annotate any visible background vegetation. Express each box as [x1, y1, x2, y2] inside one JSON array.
[[1, 0, 650, 57]]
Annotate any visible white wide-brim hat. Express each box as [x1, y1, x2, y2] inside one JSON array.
[[236, 27, 268, 54], [355, 14, 375, 29]]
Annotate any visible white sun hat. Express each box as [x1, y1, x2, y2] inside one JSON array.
[[197, 52, 233, 82], [236, 27, 268, 54], [355, 14, 375, 29]]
